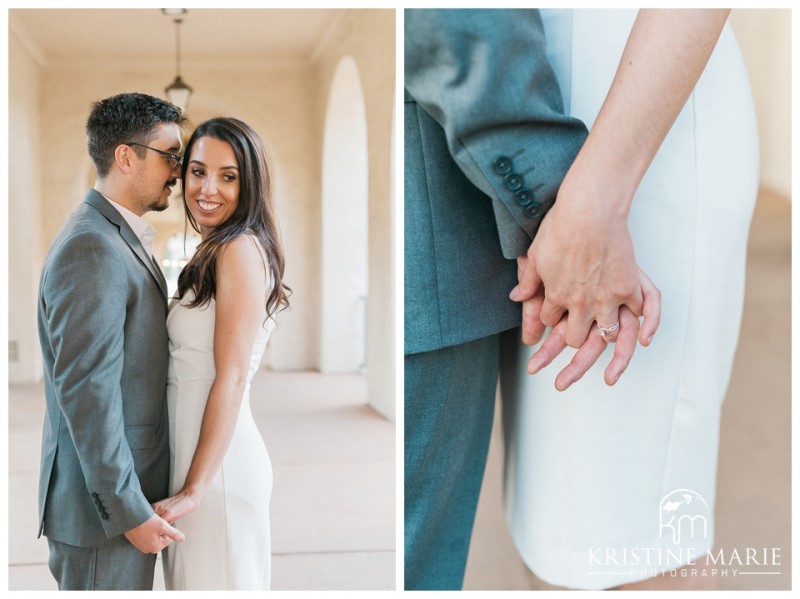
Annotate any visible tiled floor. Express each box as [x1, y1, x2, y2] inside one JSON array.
[[463, 190, 792, 590], [7, 371, 396, 591]]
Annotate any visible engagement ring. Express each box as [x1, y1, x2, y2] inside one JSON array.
[[596, 321, 620, 338]]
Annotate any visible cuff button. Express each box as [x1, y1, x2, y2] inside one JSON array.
[[514, 188, 533, 207], [504, 173, 524, 192], [492, 156, 513, 175], [525, 203, 544, 218]]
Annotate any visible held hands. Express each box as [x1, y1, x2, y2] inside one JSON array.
[[510, 199, 661, 390], [124, 513, 185, 554], [509, 5, 732, 389], [152, 488, 202, 525], [511, 197, 657, 348], [525, 302, 646, 390]]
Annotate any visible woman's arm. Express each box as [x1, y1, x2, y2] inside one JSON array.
[[153, 236, 268, 522], [513, 9, 730, 350]]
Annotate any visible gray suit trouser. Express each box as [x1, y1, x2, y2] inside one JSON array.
[[47, 538, 157, 590], [404, 333, 502, 589]]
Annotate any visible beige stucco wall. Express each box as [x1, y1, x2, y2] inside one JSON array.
[[8, 9, 396, 419], [730, 9, 792, 200], [319, 56, 369, 374], [8, 31, 44, 383], [312, 10, 396, 419]]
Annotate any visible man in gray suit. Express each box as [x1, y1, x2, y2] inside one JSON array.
[[37, 93, 187, 590], [404, 10, 590, 589]]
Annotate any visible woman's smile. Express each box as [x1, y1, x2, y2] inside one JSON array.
[[184, 136, 240, 237], [196, 199, 222, 213]]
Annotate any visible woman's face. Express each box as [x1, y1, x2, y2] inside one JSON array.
[[184, 136, 240, 237]]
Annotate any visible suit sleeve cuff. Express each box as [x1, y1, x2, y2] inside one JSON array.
[[91, 487, 154, 539]]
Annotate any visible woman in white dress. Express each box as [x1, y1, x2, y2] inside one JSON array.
[[152, 117, 289, 590], [502, 9, 758, 590]]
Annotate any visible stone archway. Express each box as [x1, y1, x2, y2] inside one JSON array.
[[319, 56, 369, 374]]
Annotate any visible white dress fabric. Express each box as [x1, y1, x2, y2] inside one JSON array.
[[502, 9, 759, 589], [163, 245, 274, 590]]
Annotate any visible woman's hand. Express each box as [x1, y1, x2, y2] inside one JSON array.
[[512, 9, 729, 352], [511, 166, 661, 348], [518, 262, 660, 391], [512, 178, 655, 348], [152, 489, 202, 525]]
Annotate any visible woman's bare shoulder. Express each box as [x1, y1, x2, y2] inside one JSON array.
[[217, 234, 268, 283]]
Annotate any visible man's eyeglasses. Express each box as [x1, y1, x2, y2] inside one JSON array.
[[125, 142, 183, 170]]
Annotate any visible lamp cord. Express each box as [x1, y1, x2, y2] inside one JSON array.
[[174, 18, 182, 78]]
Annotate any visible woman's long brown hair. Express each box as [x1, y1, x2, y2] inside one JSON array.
[[177, 117, 290, 319]]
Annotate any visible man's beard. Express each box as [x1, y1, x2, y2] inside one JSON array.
[[148, 181, 176, 212], [148, 198, 169, 212]]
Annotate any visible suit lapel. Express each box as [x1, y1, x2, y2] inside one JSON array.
[[84, 190, 169, 300], [149, 254, 169, 297]]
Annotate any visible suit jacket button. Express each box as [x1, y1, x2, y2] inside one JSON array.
[[525, 203, 544, 218], [504, 173, 523, 191], [102, 513, 109, 520], [492, 156, 513, 175], [514, 188, 533, 207], [91, 493, 99, 499]]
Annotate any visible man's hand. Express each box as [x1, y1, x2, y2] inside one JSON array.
[[514, 252, 660, 390], [124, 513, 185, 554], [527, 304, 645, 391], [517, 259, 548, 347]]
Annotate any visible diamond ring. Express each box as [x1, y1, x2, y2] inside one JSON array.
[[596, 321, 620, 338]]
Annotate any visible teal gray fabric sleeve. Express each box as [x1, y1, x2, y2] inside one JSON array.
[[405, 8, 588, 258]]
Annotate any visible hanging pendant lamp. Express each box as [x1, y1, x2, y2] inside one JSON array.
[[164, 10, 193, 112]]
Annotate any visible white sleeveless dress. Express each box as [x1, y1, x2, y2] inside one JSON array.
[[162, 249, 274, 590], [501, 10, 759, 589]]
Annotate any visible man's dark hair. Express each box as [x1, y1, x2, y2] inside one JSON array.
[[86, 92, 187, 177]]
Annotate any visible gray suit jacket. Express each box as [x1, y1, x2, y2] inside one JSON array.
[[37, 189, 170, 547], [405, 9, 588, 355]]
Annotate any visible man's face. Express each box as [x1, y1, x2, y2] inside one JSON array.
[[129, 123, 183, 215]]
